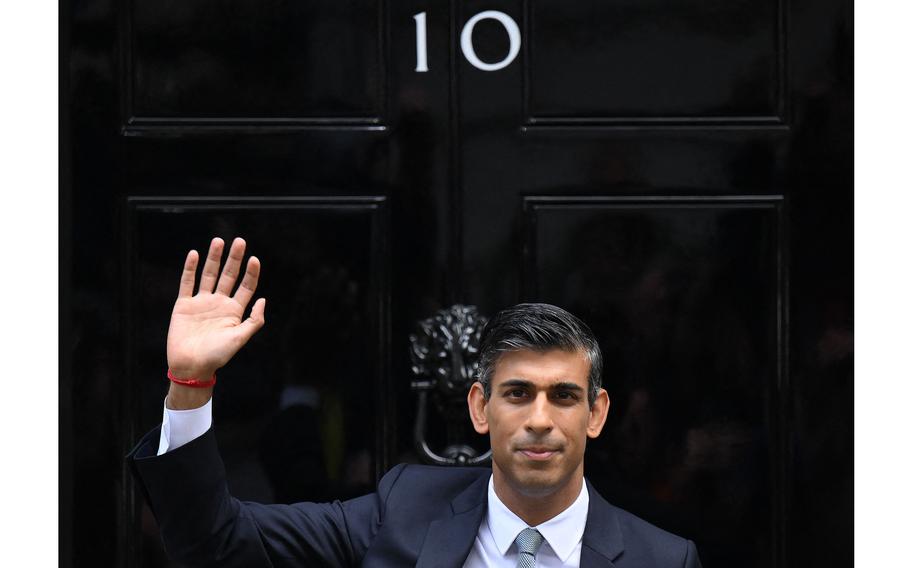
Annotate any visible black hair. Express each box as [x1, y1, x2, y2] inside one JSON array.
[[476, 303, 603, 408]]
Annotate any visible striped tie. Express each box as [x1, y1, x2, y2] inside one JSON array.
[[515, 527, 544, 568]]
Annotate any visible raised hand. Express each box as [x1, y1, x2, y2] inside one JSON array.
[[166, 237, 266, 384]]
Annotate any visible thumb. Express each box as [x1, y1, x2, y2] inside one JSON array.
[[236, 298, 266, 341]]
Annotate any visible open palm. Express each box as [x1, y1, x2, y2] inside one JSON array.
[[166, 237, 266, 379]]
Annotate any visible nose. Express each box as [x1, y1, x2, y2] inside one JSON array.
[[524, 393, 554, 434]]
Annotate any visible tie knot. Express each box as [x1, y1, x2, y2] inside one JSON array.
[[515, 527, 544, 556]]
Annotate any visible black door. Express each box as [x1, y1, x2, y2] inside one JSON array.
[[61, 1, 852, 566]]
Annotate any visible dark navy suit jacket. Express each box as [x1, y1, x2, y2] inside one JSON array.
[[129, 426, 701, 567]]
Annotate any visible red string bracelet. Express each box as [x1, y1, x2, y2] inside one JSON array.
[[167, 369, 217, 388]]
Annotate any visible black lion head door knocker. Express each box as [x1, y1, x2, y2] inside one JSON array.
[[409, 305, 492, 466]]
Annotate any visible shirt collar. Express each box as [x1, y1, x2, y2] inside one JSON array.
[[486, 476, 590, 563]]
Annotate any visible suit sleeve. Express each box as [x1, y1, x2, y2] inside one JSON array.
[[682, 539, 703, 568], [128, 425, 405, 567]]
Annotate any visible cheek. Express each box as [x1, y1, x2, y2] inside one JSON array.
[[562, 416, 591, 443], [488, 416, 516, 451], [490, 426, 509, 448]]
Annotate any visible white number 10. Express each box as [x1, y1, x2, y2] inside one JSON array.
[[413, 10, 521, 73]]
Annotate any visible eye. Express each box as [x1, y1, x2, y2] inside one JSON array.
[[504, 388, 528, 399], [553, 391, 579, 402]]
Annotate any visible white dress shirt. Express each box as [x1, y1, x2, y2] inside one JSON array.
[[463, 476, 588, 568], [157, 399, 589, 566], [156, 397, 213, 455]]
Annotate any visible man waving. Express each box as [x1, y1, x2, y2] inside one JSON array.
[[129, 236, 702, 567]]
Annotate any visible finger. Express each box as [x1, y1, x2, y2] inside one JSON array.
[[215, 237, 247, 296], [232, 255, 261, 309], [177, 250, 199, 298], [198, 237, 225, 294], [235, 298, 266, 343]]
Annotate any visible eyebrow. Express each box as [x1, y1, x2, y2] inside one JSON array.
[[552, 382, 584, 392], [498, 379, 532, 390], [496, 379, 584, 392]]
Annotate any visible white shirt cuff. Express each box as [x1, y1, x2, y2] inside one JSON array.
[[156, 396, 213, 456]]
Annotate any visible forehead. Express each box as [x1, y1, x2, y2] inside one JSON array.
[[490, 348, 590, 388]]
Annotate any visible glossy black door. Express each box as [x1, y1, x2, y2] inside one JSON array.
[[61, 1, 852, 566]]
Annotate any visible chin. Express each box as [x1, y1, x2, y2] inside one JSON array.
[[512, 473, 564, 498]]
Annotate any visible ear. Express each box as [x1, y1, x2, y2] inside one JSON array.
[[586, 388, 610, 439], [467, 381, 490, 435]]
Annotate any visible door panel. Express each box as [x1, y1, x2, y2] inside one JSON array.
[[128, 0, 384, 122], [526, 197, 783, 567], [125, 198, 388, 564], [527, 0, 783, 122]]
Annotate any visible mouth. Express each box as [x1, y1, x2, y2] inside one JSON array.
[[517, 447, 560, 461]]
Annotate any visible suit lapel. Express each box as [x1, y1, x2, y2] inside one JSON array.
[[413, 475, 623, 567], [415, 472, 490, 568], [580, 480, 625, 568]]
